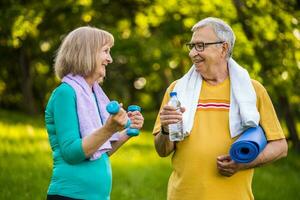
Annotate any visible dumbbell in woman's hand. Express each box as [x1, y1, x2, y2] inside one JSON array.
[[106, 101, 141, 136], [126, 105, 142, 136], [106, 101, 131, 129]]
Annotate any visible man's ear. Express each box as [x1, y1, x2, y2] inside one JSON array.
[[222, 42, 229, 58]]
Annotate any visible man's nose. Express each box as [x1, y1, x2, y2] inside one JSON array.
[[189, 47, 198, 57]]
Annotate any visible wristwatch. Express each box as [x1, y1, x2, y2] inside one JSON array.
[[160, 126, 169, 135]]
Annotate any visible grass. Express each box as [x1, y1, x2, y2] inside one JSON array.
[[0, 109, 299, 200]]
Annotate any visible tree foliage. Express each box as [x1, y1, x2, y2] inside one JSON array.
[[0, 0, 299, 148]]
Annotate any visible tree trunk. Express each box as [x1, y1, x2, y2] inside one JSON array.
[[232, 0, 254, 40], [279, 96, 300, 152], [19, 47, 37, 115]]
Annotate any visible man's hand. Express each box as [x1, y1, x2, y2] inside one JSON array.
[[160, 105, 185, 132], [217, 155, 243, 177], [217, 139, 288, 177], [154, 105, 185, 157]]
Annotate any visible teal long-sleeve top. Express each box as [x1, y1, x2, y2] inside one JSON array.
[[45, 83, 112, 200]]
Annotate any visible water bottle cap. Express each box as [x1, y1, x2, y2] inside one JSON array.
[[170, 92, 177, 97]]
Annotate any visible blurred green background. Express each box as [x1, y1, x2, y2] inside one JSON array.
[[0, 0, 299, 199]]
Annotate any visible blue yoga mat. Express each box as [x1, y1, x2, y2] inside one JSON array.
[[229, 126, 267, 163]]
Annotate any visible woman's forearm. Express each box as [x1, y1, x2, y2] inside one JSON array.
[[82, 125, 115, 158], [107, 130, 131, 156]]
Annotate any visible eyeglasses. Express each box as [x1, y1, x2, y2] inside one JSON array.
[[185, 41, 224, 52]]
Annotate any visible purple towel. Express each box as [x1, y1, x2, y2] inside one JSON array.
[[62, 74, 120, 160]]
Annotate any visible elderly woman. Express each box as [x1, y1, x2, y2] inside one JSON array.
[[45, 26, 144, 200]]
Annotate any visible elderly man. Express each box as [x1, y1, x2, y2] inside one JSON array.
[[153, 17, 288, 200]]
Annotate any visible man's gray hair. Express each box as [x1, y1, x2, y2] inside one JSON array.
[[192, 17, 235, 58]]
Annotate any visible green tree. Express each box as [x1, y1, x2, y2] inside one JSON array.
[[0, 0, 299, 150], [232, 0, 300, 151]]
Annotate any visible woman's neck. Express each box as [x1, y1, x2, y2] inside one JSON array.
[[84, 76, 94, 89]]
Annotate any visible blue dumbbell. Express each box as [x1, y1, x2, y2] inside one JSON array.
[[127, 105, 142, 136], [106, 101, 141, 136]]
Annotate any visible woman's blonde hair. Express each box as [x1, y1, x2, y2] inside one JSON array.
[[54, 26, 114, 79]]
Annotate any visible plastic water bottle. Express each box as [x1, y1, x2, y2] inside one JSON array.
[[168, 92, 184, 141]]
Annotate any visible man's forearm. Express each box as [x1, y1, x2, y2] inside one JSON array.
[[243, 138, 288, 169], [154, 131, 175, 157]]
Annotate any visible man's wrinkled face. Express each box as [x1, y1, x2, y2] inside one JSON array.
[[188, 26, 224, 74]]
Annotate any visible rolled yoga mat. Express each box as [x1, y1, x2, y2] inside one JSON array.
[[229, 126, 267, 163]]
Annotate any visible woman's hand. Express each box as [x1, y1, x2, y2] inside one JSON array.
[[107, 110, 144, 156], [104, 104, 129, 133], [127, 111, 144, 130]]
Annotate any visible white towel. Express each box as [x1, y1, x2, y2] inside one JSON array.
[[172, 58, 260, 138]]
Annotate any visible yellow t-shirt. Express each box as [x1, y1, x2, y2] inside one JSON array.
[[153, 78, 285, 200]]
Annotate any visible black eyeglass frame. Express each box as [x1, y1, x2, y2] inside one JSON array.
[[185, 41, 224, 52]]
